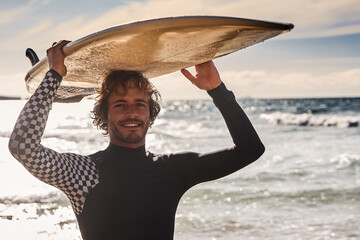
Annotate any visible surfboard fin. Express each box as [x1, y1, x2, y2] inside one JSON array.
[[26, 48, 39, 66]]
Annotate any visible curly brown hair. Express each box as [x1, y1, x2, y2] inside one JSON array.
[[90, 70, 161, 135]]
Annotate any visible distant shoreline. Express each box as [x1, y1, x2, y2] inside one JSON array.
[[0, 96, 21, 100], [0, 96, 359, 101]]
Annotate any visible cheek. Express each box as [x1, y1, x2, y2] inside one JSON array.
[[107, 108, 124, 119], [144, 109, 151, 121]]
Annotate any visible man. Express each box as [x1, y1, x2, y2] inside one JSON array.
[[9, 40, 265, 239]]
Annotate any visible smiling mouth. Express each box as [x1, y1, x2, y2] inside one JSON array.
[[120, 121, 143, 128], [123, 123, 140, 127]]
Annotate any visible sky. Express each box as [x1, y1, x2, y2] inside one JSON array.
[[0, 0, 359, 99]]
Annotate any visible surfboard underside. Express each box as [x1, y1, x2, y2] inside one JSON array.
[[25, 16, 294, 102]]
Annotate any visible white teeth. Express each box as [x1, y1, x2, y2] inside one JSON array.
[[123, 123, 139, 127]]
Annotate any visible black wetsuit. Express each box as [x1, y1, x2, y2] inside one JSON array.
[[9, 70, 265, 240]]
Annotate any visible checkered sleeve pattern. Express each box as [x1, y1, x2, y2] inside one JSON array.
[[8, 70, 100, 215]]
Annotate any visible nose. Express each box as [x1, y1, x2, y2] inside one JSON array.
[[125, 105, 137, 119]]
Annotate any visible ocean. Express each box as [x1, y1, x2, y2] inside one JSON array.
[[0, 97, 359, 240]]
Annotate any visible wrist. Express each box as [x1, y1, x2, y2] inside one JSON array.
[[207, 82, 233, 99], [50, 66, 66, 77], [49, 69, 63, 80], [206, 80, 222, 91]]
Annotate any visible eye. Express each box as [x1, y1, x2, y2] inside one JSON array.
[[114, 103, 126, 108], [136, 103, 147, 107]]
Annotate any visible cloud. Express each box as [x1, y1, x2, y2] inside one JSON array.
[[23, 19, 53, 37], [2, 0, 359, 53], [0, 0, 50, 26], [76, 0, 360, 38], [1, 0, 359, 98], [20, 0, 360, 42], [152, 67, 360, 99], [0, 7, 27, 25], [221, 68, 360, 98]]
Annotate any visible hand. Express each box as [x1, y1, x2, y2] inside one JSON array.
[[181, 60, 221, 91], [46, 40, 71, 77]]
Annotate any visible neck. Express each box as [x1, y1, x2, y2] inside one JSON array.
[[109, 138, 145, 149], [109, 142, 145, 150], [106, 143, 147, 160]]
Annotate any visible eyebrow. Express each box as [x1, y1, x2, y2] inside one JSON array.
[[111, 99, 149, 105]]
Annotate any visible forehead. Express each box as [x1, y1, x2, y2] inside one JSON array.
[[108, 86, 149, 103]]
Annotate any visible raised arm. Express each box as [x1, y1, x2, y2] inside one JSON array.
[[166, 61, 265, 188], [181, 60, 264, 154], [8, 41, 99, 214]]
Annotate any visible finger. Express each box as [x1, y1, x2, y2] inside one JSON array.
[[181, 68, 196, 82], [56, 40, 71, 49], [51, 40, 71, 50], [52, 40, 63, 47], [48, 41, 60, 53]]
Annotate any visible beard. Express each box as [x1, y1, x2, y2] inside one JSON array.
[[108, 118, 149, 145]]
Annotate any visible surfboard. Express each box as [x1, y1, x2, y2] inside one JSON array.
[[25, 16, 294, 102]]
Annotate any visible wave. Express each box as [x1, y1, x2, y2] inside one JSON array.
[[256, 187, 360, 206], [330, 153, 360, 169], [260, 112, 360, 127], [241, 97, 360, 115], [183, 183, 360, 208], [0, 132, 11, 138], [0, 191, 69, 205]]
